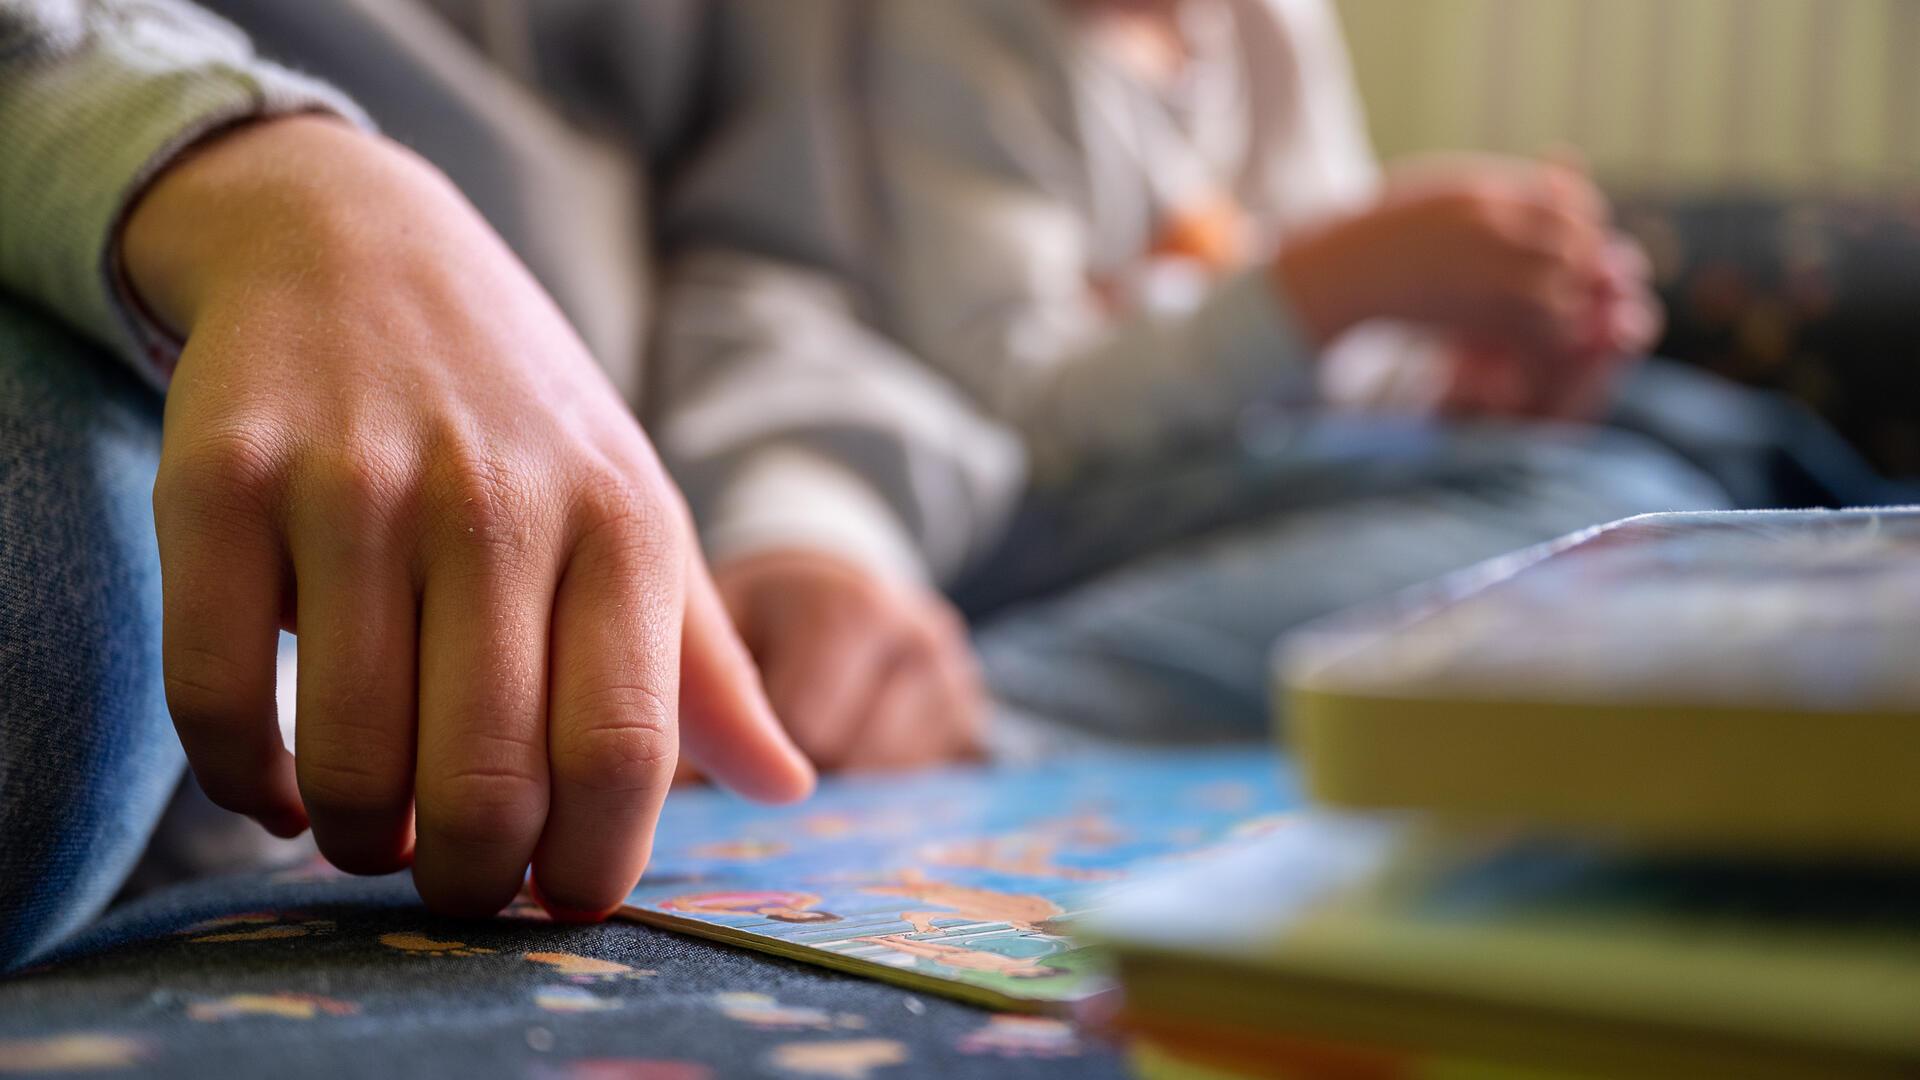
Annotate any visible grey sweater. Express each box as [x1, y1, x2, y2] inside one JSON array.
[[0, 0, 671, 401], [0, 0, 366, 380], [0, 0, 1425, 593], [650, 0, 1428, 585]]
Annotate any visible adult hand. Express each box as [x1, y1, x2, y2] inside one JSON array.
[[1441, 234, 1664, 420], [122, 116, 813, 921], [713, 549, 985, 773], [1277, 157, 1614, 358]]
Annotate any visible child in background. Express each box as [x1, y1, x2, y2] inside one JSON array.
[[652, 0, 1727, 766]]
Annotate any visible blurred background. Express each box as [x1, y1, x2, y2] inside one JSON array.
[[1338, 0, 1920, 478]]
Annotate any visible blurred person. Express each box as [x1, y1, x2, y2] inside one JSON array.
[[648, 0, 1739, 766], [0, 0, 814, 969]]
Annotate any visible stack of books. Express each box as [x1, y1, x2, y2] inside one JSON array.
[[1087, 510, 1920, 1078]]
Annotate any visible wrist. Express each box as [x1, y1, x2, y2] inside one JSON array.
[[120, 115, 482, 336], [1271, 218, 1377, 349]]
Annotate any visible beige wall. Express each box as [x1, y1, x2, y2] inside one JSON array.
[[1335, 0, 1920, 191]]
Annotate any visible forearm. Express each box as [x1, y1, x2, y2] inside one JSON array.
[[123, 116, 525, 344]]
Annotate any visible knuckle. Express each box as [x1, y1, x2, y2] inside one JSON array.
[[186, 428, 284, 490], [431, 445, 543, 551], [574, 467, 651, 523], [157, 429, 282, 516], [422, 766, 546, 846], [299, 752, 408, 818], [162, 646, 250, 721], [554, 695, 677, 796], [308, 447, 411, 523], [573, 482, 679, 582], [162, 671, 225, 724]]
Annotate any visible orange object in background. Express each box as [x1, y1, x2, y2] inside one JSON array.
[[1152, 193, 1250, 272]]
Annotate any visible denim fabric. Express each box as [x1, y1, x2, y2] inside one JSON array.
[[0, 298, 183, 970], [1606, 357, 1912, 510], [3, 866, 1123, 1078], [967, 415, 1732, 757]]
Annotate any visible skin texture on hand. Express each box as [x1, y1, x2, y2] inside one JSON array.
[[713, 549, 986, 774], [120, 116, 813, 921]]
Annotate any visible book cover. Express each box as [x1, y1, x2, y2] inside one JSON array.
[[1281, 508, 1920, 854]]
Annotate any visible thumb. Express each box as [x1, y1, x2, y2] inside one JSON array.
[[676, 550, 816, 804]]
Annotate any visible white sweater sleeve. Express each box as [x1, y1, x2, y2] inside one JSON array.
[[654, 248, 1026, 586], [0, 0, 369, 385], [1247, 0, 1459, 414], [868, 1, 1321, 485], [649, 0, 1029, 586]]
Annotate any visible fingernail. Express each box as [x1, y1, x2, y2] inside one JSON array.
[[528, 878, 620, 924]]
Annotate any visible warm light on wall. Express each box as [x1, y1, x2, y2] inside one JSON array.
[[1336, 0, 1920, 191]]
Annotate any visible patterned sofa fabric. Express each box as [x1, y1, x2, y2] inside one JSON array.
[[0, 866, 1124, 1079], [1620, 193, 1920, 479]]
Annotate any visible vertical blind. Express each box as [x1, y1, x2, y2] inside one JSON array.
[[1336, 0, 1920, 190]]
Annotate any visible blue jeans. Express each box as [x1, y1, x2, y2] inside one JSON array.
[[0, 300, 183, 970], [965, 415, 1731, 757]]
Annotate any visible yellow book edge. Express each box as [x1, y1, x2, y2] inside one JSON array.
[[1286, 684, 1920, 857], [1108, 946, 1915, 1080]]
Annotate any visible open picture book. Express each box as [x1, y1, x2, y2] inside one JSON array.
[[617, 751, 1299, 1012]]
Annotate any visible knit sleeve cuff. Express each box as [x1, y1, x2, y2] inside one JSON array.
[[0, 1, 371, 386], [698, 445, 933, 586]]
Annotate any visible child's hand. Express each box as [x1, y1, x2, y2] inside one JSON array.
[[122, 117, 813, 921], [713, 549, 986, 773], [1276, 158, 1613, 358]]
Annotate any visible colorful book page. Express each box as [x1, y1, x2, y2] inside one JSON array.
[[620, 751, 1299, 1012]]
